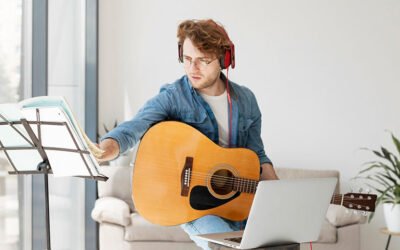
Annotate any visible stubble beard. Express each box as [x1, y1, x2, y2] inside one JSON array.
[[191, 72, 221, 93]]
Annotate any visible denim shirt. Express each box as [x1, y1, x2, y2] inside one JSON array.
[[103, 74, 272, 166]]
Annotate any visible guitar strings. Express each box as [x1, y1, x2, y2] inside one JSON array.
[[134, 175, 374, 210], [134, 164, 257, 184], [134, 169, 376, 203], [134, 166, 376, 201]]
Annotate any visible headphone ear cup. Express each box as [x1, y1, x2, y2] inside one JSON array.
[[220, 49, 231, 69], [178, 43, 183, 63], [230, 44, 235, 69]]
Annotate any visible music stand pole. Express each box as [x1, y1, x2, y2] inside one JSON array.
[[38, 161, 51, 250]]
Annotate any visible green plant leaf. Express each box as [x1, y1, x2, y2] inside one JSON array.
[[376, 162, 398, 178], [366, 148, 399, 173], [395, 158, 400, 174], [372, 150, 384, 158], [381, 147, 400, 174], [358, 164, 384, 174], [376, 172, 398, 187], [391, 132, 400, 156], [366, 175, 387, 188], [365, 183, 380, 193], [365, 162, 399, 180], [374, 186, 395, 204], [394, 186, 400, 197], [368, 212, 375, 223], [374, 174, 394, 188]]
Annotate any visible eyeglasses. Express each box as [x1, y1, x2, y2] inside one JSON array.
[[182, 56, 218, 69]]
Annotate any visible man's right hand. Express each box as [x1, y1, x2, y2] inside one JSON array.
[[95, 138, 120, 163]]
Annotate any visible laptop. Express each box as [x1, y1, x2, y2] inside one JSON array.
[[195, 178, 337, 249]]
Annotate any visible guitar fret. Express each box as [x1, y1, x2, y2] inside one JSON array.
[[234, 176, 237, 191], [233, 177, 259, 194], [249, 180, 251, 193], [232, 177, 258, 194]]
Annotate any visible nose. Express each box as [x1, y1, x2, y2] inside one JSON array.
[[189, 60, 201, 70]]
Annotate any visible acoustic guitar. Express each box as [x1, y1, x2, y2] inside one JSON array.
[[132, 121, 377, 226]]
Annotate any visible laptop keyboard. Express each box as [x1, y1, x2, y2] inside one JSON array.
[[225, 237, 242, 243]]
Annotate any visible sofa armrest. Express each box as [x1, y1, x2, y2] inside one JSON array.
[[91, 197, 131, 227], [326, 204, 367, 227]]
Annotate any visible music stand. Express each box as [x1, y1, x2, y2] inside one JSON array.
[[0, 108, 108, 250]]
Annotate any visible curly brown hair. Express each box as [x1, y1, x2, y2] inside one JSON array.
[[177, 19, 232, 58]]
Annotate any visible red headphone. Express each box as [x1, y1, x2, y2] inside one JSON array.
[[178, 21, 235, 70]]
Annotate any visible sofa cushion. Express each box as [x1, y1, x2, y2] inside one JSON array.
[[91, 197, 131, 226], [326, 204, 366, 226], [124, 213, 192, 242], [316, 219, 337, 243], [98, 165, 135, 211]]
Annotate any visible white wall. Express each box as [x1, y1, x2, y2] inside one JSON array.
[[99, 1, 400, 249]]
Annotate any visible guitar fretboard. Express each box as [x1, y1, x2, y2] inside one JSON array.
[[232, 177, 258, 194], [331, 194, 343, 205]]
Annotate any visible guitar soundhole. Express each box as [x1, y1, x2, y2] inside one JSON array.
[[210, 169, 234, 195]]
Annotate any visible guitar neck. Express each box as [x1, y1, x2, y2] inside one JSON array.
[[236, 181, 371, 212], [330, 193, 343, 205], [232, 177, 259, 194]]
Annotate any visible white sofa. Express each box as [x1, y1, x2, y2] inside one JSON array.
[[91, 166, 365, 250]]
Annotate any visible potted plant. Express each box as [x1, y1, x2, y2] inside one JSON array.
[[357, 132, 400, 232]]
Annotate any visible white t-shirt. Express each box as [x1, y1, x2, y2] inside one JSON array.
[[200, 90, 229, 147]]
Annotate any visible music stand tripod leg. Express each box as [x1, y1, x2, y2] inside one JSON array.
[[385, 234, 391, 250]]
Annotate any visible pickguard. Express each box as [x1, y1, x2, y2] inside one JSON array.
[[189, 185, 241, 210]]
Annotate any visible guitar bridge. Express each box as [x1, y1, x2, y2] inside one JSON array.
[[181, 157, 193, 197]]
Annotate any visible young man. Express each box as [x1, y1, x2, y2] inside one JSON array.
[[96, 19, 278, 250]]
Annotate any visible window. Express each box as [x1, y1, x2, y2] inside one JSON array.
[[0, 1, 25, 250]]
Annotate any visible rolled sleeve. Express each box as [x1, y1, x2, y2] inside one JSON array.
[[246, 92, 273, 166]]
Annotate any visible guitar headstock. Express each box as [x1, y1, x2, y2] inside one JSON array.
[[331, 192, 377, 213], [341, 193, 377, 212]]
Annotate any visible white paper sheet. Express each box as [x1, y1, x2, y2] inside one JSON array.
[[45, 150, 90, 177], [6, 150, 44, 171], [0, 97, 104, 178]]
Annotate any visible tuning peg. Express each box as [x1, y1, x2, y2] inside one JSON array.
[[358, 188, 363, 193], [353, 210, 358, 215], [362, 211, 368, 216], [366, 188, 371, 194]]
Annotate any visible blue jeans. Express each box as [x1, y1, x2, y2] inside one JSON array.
[[181, 215, 246, 250]]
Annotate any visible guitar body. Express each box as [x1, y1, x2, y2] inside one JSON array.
[[132, 121, 260, 226]]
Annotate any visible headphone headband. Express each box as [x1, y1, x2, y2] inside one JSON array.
[[178, 20, 235, 69]]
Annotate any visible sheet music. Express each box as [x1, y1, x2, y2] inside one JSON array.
[[21, 107, 84, 150], [0, 96, 104, 178]]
